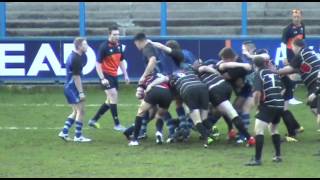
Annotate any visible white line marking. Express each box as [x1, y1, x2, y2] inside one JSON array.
[[0, 127, 90, 130], [0, 103, 138, 107]]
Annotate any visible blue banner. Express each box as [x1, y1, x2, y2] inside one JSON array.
[[0, 37, 319, 82]]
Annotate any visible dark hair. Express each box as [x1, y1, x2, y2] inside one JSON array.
[[108, 26, 119, 34], [243, 40, 253, 45], [165, 40, 181, 50], [253, 56, 267, 69], [219, 47, 236, 59], [293, 38, 305, 48], [73, 37, 86, 50], [254, 48, 269, 55], [134, 32, 147, 41]]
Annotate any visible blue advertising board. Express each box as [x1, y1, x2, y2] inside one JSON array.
[[0, 37, 319, 82]]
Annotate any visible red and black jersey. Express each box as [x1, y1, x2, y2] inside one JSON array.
[[97, 40, 125, 77], [282, 23, 305, 49], [140, 73, 170, 90]]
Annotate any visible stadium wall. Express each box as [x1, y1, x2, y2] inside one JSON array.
[[1, 36, 320, 84]]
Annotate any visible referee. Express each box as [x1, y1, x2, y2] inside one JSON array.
[[281, 9, 305, 105], [88, 26, 130, 131]]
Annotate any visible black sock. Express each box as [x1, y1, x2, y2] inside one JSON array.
[[282, 110, 296, 137], [286, 110, 301, 130], [92, 103, 110, 122], [124, 125, 134, 138], [272, 134, 281, 157], [255, 135, 264, 161], [133, 116, 143, 141], [156, 118, 164, 133], [195, 123, 209, 139], [223, 115, 233, 132], [202, 119, 213, 132], [110, 104, 120, 126], [232, 116, 251, 139]]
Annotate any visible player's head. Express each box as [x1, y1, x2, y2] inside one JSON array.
[[108, 26, 120, 43], [254, 48, 271, 61], [242, 41, 256, 54], [166, 40, 181, 50], [292, 38, 305, 55], [253, 56, 267, 71], [74, 37, 88, 54], [134, 32, 147, 50], [292, 9, 302, 26], [219, 47, 237, 62]]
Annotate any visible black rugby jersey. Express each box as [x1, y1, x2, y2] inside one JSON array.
[[290, 48, 320, 91], [254, 69, 284, 109], [197, 66, 225, 90], [169, 68, 206, 96]]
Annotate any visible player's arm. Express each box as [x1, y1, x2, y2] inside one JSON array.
[[149, 40, 184, 64], [145, 74, 169, 93], [96, 44, 109, 86], [253, 72, 263, 106], [148, 40, 172, 53], [119, 53, 130, 84], [308, 72, 320, 102], [72, 58, 85, 101], [219, 62, 252, 71], [281, 26, 289, 45], [198, 65, 221, 75], [277, 66, 295, 76], [140, 56, 157, 84]]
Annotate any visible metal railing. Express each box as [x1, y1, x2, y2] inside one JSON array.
[[0, 2, 250, 38]]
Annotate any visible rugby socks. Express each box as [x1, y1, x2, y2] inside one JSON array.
[[163, 112, 176, 137], [110, 104, 120, 126], [92, 103, 110, 122], [156, 119, 164, 133], [223, 115, 233, 132], [202, 119, 213, 132], [232, 116, 251, 140], [240, 113, 250, 130], [272, 134, 281, 157], [282, 110, 296, 136], [140, 112, 150, 135], [62, 118, 75, 134], [207, 113, 220, 126], [123, 125, 135, 139], [195, 123, 209, 140], [255, 135, 264, 161], [75, 121, 83, 138], [176, 107, 186, 120], [133, 116, 143, 141], [286, 110, 301, 130]]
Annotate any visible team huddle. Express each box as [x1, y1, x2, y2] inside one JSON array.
[[58, 10, 320, 166]]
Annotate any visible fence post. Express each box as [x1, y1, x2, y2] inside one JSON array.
[[0, 2, 6, 38], [160, 2, 167, 36], [79, 2, 86, 36], [241, 1, 248, 36]]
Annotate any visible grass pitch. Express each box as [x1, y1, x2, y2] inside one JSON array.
[[0, 84, 320, 178]]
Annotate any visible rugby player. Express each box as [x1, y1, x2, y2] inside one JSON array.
[[58, 37, 91, 142], [277, 39, 320, 132], [216, 47, 255, 143], [193, 60, 256, 146], [281, 9, 305, 105], [246, 56, 284, 166], [88, 26, 129, 132]]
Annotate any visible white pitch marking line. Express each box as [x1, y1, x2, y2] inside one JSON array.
[[0, 103, 138, 107], [0, 127, 90, 130]]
